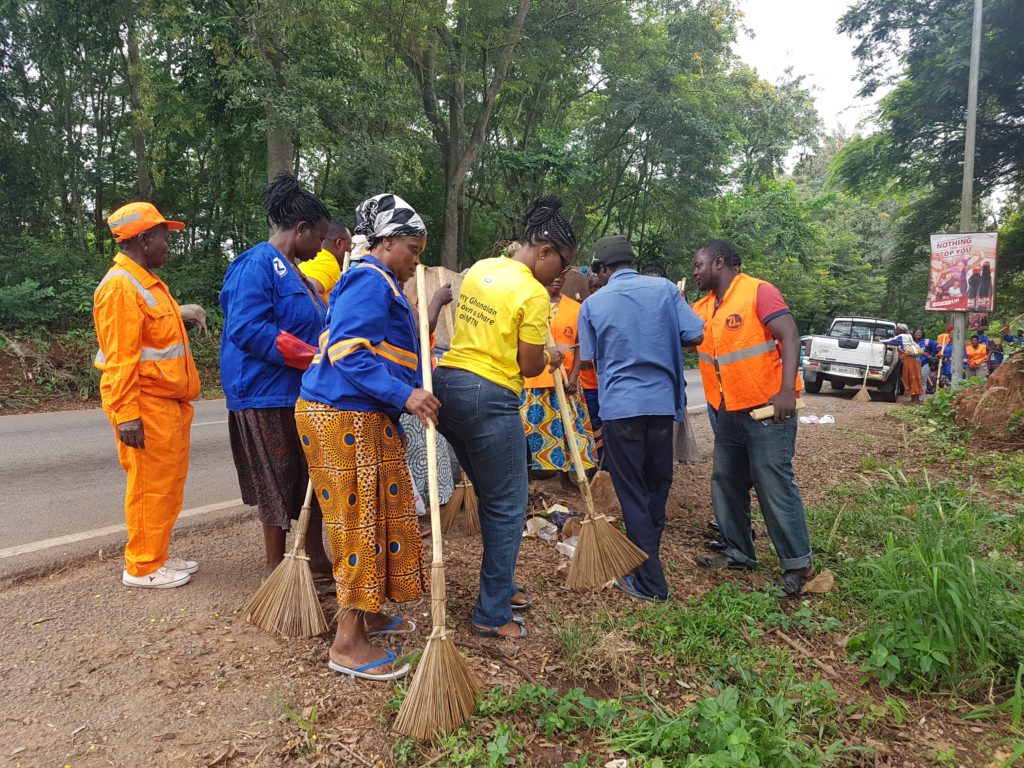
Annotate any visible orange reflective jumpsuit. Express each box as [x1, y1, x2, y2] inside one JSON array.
[[93, 254, 200, 576]]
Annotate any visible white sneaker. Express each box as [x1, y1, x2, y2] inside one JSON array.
[[164, 557, 200, 574], [122, 566, 191, 589]]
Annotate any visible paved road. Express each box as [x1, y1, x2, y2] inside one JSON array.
[[0, 399, 240, 551], [1, 371, 704, 562]]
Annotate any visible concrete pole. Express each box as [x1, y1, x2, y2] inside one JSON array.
[[951, 0, 983, 385]]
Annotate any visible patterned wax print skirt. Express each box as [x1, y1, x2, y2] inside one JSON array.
[[294, 398, 424, 612], [228, 407, 311, 530], [519, 387, 597, 472]]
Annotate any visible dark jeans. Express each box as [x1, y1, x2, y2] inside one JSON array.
[[583, 388, 603, 462], [602, 415, 674, 600], [711, 409, 812, 571], [434, 367, 527, 628]]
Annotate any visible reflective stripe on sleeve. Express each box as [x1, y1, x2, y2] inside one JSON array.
[[94, 269, 158, 307]]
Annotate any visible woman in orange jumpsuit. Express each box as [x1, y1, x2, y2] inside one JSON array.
[[93, 202, 201, 589]]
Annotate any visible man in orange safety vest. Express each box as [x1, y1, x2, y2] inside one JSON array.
[[691, 240, 813, 597], [93, 202, 201, 589]]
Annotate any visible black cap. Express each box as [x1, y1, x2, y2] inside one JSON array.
[[591, 234, 635, 268]]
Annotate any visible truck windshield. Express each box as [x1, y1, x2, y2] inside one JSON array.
[[829, 320, 896, 341]]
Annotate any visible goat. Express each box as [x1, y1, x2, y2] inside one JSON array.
[[179, 303, 209, 337]]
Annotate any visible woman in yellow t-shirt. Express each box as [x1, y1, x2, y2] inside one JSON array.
[[436, 195, 575, 640]]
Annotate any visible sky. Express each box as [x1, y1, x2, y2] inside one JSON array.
[[732, 0, 880, 134]]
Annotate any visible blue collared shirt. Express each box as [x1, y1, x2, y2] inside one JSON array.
[[578, 269, 704, 421]]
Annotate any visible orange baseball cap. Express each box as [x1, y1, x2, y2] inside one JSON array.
[[107, 202, 185, 242]]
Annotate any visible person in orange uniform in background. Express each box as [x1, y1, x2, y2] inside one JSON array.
[[93, 202, 201, 589], [966, 334, 990, 379], [579, 271, 603, 462]]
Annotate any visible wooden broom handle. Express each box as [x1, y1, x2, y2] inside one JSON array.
[[416, 265, 443, 566], [548, 331, 598, 520]]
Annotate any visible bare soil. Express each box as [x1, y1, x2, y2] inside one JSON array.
[[0, 393, 1014, 767]]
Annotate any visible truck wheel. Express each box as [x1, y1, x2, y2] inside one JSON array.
[[803, 375, 822, 394], [872, 363, 901, 403], [831, 380, 846, 390]]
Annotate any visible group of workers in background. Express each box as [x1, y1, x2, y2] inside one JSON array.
[[913, 325, 1016, 392], [92, 175, 816, 680]]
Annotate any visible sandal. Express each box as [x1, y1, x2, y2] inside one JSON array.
[[510, 584, 534, 611], [365, 616, 416, 637], [472, 615, 528, 639], [327, 649, 410, 681]]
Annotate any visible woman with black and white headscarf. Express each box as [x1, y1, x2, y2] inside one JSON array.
[[296, 193, 439, 681]]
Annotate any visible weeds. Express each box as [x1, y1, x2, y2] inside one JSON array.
[[835, 472, 1024, 694], [279, 701, 318, 755]]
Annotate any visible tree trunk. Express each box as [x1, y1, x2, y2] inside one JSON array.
[[266, 125, 293, 181], [123, 1, 153, 200]]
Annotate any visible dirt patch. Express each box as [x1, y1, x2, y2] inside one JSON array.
[[953, 353, 1024, 450], [0, 395, 1008, 767]]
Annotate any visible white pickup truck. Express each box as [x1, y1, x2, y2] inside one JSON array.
[[801, 317, 902, 402]]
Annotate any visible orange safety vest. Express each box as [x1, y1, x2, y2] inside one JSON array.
[[692, 273, 800, 412], [966, 343, 988, 367], [937, 333, 951, 349], [93, 253, 200, 423], [523, 295, 581, 389]]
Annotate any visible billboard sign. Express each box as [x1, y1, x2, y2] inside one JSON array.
[[926, 232, 998, 312]]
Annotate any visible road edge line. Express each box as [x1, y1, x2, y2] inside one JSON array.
[[0, 498, 245, 560]]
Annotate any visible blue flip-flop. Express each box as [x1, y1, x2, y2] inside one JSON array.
[[613, 575, 657, 602], [328, 649, 411, 681], [365, 616, 416, 637]]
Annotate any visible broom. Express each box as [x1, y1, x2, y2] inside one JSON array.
[[549, 334, 648, 589], [394, 264, 480, 740], [853, 358, 872, 402], [440, 480, 466, 533], [244, 482, 328, 637]]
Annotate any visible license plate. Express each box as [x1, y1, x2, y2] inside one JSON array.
[[829, 364, 862, 377]]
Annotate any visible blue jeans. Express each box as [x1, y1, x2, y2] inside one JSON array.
[[583, 388, 603, 462], [603, 415, 674, 600], [434, 367, 527, 628], [711, 409, 812, 571]]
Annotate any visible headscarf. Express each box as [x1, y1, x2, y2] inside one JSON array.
[[353, 193, 426, 244]]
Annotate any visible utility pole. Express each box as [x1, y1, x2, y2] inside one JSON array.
[[951, 0, 983, 385]]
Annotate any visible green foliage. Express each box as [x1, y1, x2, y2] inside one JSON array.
[[893, 381, 981, 443], [620, 583, 838, 678], [827, 472, 1024, 694], [609, 677, 846, 767]]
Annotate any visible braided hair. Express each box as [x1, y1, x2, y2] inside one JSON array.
[[259, 172, 331, 231], [698, 239, 741, 268], [519, 194, 577, 253]]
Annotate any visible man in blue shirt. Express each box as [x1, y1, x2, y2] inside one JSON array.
[[579, 235, 704, 601]]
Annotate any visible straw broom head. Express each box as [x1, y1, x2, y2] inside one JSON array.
[[393, 564, 480, 740], [243, 492, 328, 638], [440, 481, 466, 534], [566, 513, 648, 589], [853, 361, 872, 402], [460, 479, 480, 535], [395, 263, 480, 739]]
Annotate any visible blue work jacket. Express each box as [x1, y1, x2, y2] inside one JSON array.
[[300, 256, 422, 427], [219, 241, 327, 411]]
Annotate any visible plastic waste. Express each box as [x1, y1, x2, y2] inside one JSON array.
[[819, 414, 835, 425]]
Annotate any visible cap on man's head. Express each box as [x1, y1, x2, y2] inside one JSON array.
[[591, 234, 635, 268], [946, 325, 954, 332], [107, 202, 185, 242]]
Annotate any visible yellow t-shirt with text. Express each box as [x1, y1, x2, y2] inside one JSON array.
[[440, 257, 548, 394], [299, 249, 342, 303]]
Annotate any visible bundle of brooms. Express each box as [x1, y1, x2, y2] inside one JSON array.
[[440, 478, 480, 534], [394, 264, 480, 740], [547, 334, 648, 589], [244, 483, 328, 638]]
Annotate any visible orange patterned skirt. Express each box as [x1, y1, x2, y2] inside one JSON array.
[[294, 398, 424, 612]]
